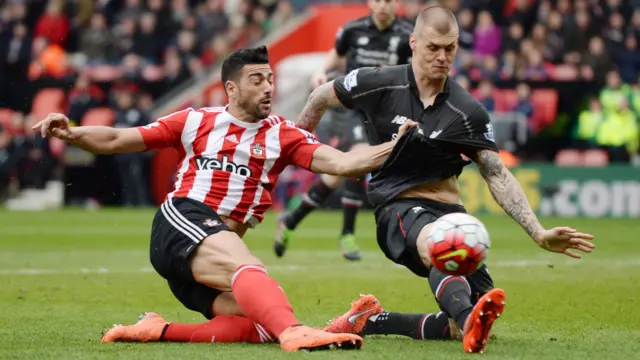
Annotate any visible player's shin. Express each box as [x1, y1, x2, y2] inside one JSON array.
[[428, 268, 474, 330], [283, 177, 334, 230], [161, 316, 271, 343], [340, 176, 365, 236], [231, 264, 299, 338], [362, 311, 455, 340]]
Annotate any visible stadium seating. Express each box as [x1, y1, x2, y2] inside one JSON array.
[[0, 108, 13, 130], [82, 108, 116, 127], [471, 88, 559, 131], [31, 89, 66, 123], [554, 149, 610, 167], [554, 149, 583, 166]]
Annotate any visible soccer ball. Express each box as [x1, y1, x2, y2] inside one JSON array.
[[426, 213, 490, 276]]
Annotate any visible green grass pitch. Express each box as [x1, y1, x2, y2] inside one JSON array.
[[1, 209, 639, 359]]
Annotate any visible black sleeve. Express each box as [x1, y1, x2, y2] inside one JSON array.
[[334, 26, 351, 56], [332, 67, 386, 111], [459, 105, 499, 155]]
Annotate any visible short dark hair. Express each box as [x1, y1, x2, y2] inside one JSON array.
[[221, 46, 270, 84]]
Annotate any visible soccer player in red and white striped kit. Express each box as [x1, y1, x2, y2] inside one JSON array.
[[32, 46, 416, 351]]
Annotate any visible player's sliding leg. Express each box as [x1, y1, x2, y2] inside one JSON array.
[[324, 294, 460, 340], [338, 175, 365, 261], [189, 231, 362, 351], [105, 198, 362, 352], [416, 223, 506, 353], [161, 315, 272, 343], [102, 313, 272, 343], [274, 175, 340, 257]]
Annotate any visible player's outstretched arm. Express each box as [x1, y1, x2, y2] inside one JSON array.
[[32, 113, 146, 154], [309, 120, 417, 176], [296, 81, 343, 132], [474, 149, 595, 258], [309, 143, 393, 177]]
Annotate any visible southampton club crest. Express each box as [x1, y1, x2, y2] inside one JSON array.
[[250, 143, 265, 159]]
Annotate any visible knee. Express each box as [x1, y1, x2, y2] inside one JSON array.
[[212, 292, 245, 317], [191, 234, 263, 291]]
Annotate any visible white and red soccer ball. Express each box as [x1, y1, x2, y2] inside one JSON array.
[[426, 213, 490, 276]]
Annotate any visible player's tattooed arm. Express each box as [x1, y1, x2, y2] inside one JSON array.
[[474, 149, 544, 241], [296, 81, 343, 132]]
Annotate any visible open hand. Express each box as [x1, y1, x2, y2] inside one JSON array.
[[534, 227, 595, 259], [31, 113, 77, 140]]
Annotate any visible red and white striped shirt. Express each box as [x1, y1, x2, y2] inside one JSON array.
[[137, 106, 322, 226]]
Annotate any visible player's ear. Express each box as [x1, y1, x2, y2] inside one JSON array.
[[409, 33, 416, 51], [225, 80, 237, 99]]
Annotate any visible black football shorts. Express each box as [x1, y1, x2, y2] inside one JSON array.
[[150, 197, 232, 319], [374, 197, 493, 300]]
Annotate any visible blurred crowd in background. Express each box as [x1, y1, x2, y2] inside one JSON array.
[[0, 0, 639, 208], [0, 0, 296, 205]]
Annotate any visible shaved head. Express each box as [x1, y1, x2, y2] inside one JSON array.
[[414, 5, 459, 35], [409, 5, 460, 81]]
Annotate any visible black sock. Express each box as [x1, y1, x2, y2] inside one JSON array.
[[428, 268, 474, 330], [341, 206, 359, 236], [283, 178, 333, 230], [340, 177, 365, 236], [362, 311, 452, 340]]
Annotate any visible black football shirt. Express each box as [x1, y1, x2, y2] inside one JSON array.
[[332, 64, 499, 208], [335, 15, 414, 73]]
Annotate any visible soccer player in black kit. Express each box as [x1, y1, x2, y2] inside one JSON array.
[[274, 0, 414, 261], [294, 5, 596, 354]]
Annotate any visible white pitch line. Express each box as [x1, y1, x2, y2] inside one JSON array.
[[0, 258, 638, 276], [0, 226, 376, 238]]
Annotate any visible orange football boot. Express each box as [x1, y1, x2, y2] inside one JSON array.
[[323, 294, 384, 335], [462, 288, 506, 353], [101, 312, 167, 343], [278, 325, 363, 351]]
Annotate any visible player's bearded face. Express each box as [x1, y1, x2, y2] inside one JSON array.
[[237, 65, 274, 120], [411, 27, 458, 80]]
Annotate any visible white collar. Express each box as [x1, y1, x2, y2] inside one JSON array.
[[220, 105, 264, 129]]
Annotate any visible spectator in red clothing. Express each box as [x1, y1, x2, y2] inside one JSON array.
[[34, 0, 69, 47]]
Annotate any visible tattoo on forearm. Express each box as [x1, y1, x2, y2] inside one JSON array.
[[296, 82, 343, 131], [476, 150, 542, 239]]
